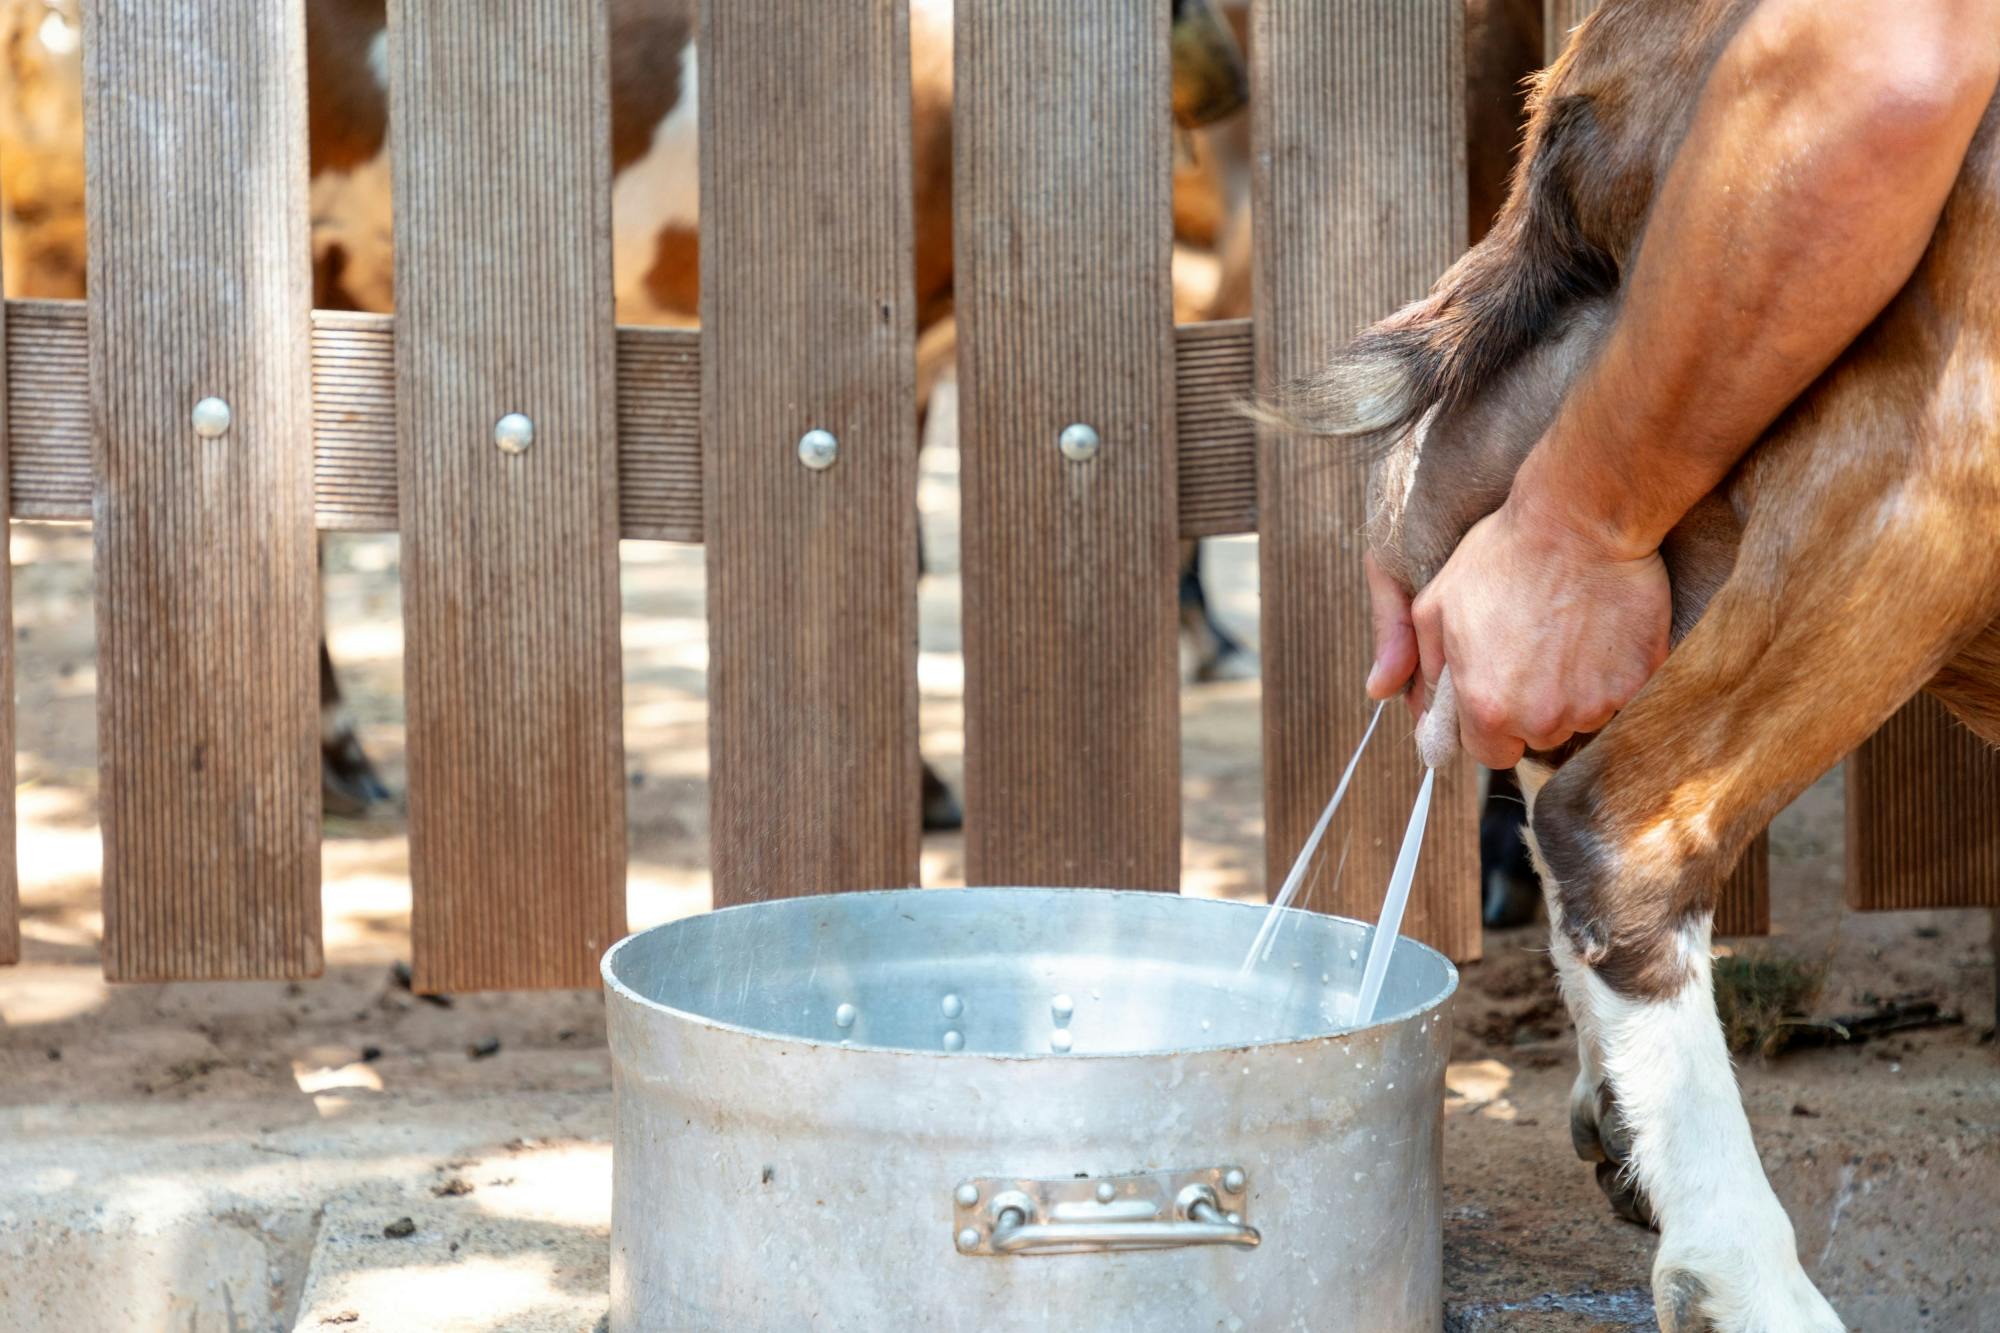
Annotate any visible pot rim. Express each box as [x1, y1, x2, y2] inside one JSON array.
[[601, 886, 1459, 1063]]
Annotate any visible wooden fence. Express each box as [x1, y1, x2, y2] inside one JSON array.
[[0, 0, 1993, 988]]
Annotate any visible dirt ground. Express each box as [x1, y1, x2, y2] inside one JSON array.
[[3, 381, 1997, 1330]]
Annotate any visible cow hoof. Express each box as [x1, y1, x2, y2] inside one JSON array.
[[1193, 644, 1259, 684], [323, 733, 392, 818], [1654, 1269, 1715, 1333], [921, 763, 963, 833], [1570, 1077, 1658, 1229], [1595, 1160, 1658, 1229], [1651, 1244, 1845, 1333]]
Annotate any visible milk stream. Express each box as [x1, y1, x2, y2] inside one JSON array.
[[1239, 697, 1439, 1030]]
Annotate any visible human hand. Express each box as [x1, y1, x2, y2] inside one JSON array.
[[1403, 497, 1670, 769]]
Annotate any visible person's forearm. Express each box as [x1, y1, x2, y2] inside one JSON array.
[[1512, 0, 2000, 558]]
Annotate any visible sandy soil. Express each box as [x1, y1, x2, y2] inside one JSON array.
[[3, 381, 1996, 1330]]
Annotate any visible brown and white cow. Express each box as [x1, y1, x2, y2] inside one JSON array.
[[305, 0, 1255, 822], [1278, 0, 2000, 1326]]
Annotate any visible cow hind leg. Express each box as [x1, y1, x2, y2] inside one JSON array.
[[1521, 463, 2000, 1329]]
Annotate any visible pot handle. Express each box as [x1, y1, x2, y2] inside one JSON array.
[[991, 1187, 1260, 1254]]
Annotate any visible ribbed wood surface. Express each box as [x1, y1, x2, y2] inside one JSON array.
[[389, 0, 626, 990], [0, 283, 14, 965], [1252, 0, 1481, 960], [956, 0, 1181, 890], [1714, 832, 1769, 937], [83, 0, 321, 980], [1847, 696, 2000, 910], [700, 0, 921, 904], [13, 307, 1252, 544], [1544, 0, 1599, 63], [1177, 319, 1257, 537]]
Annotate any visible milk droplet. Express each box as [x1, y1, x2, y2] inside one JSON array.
[[834, 1003, 857, 1029], [1050, 1030, 1074, 1053]]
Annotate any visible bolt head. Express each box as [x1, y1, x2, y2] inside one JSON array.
[[940, 993, 963, 1019], [494, 412, 534, 454], [1226, 1211, 1243, 1226], [833, 1003, 857, 1029], [191, 396, 231, 439], [797, 428, 839, 470], [955, 1182, 980, 1208], [1095, 1181, 1117, 1204], [942, 1029, 964, 1052], [1222, 1168, 1246, 1194], [955, 1226, 981, 1252], [1057, 422, 1100, 462]]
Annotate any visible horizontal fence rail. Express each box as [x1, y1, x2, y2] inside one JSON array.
[[9, 302, 1259, 543]]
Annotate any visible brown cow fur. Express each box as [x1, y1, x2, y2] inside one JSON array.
[[1281, 0, 2000, 1000]]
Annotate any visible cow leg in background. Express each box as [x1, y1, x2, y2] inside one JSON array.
[[1179, 540, 1256, 682], [1481, 765, 1540, 928], [1517, 442, 2000, 1331], [321, 636, 391, 817]]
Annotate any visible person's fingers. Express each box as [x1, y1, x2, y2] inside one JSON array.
[[1455, 684, 1525, 771], [1409, 583, 1445, 720], [1522, 725, 1575, 753], [1363, 551, 1418, 701]]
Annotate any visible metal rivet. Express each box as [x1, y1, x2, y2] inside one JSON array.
[[1050, 994, 1075, 1024], [1057, 422, 1100, 462], [1222, 1168, 1246, 1194], [1095, 1181, 1116, 1204], [191, 396, 231, 439], [1227, 1212, 1243, 1226], [955, 1227, 981, 1252], [797, 428, 839, 470], [941, 993, 963, 1019], [494, 412, 534, 454], [833, 1003, 857, 1029], [955, 1183, 980, 1208], [942, 1029, 964, 1052], [1049, 1030, 1073, 1054]]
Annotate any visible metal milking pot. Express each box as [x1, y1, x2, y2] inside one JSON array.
[[605, 887, 1456, 1331]]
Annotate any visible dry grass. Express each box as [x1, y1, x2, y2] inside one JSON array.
[[1713, 950, 1830, 1059]]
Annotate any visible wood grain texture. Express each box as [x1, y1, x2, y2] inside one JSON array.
[[83, 0, 321, 980], [1847, 696, 2000, 911], [389, 0, 626, 990], [0, 280, 13, 965], [14, 307, 1252, 543], [700, 0, 921, 904], [1544, 0, 1599, 63], [1177, 319, 1257, 538], [955, 0, 1181, 890], [1714, 832, 1769, 938], [1252, 0, 1481, 960]]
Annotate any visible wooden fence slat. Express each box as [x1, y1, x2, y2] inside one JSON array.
[[83, 0, 321, 980], [700, 0, 921, 904], [13, 307, 1251, 542], [956, 0, 1181, 890], [1252, 0, 1480, 959], [1847, 696, 2000, 911], [1544, 0, 1597, 63], [0, 279, 13, 966], [389, 0, 626, 989]]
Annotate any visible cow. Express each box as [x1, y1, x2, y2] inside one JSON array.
[[1272, 0, 2000, 1326], [305, 0, 1255, 827]]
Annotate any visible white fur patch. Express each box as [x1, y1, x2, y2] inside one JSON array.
[[1583, 921, 1843, 1331], [612, 43, 699, 322]]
